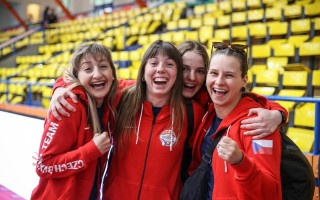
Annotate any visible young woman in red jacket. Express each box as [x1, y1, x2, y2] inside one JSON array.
[[47, 40, 286, 199], [31, 43, 118, 200], [191, 42, 282, 200]]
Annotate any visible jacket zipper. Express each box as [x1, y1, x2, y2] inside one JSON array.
[[136, 117, 157, 200]]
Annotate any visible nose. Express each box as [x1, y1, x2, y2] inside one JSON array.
[[93, 67, 102, 78], [215, 74, 224, 85], [189, 70, 196, 81], [156, 62, 165, 72]]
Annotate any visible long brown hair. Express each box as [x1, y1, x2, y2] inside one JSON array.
[[115, 40, 185, 147]]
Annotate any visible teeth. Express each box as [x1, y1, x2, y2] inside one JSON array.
[[214, 88, 227, 92], [154, 78, 167, 82]]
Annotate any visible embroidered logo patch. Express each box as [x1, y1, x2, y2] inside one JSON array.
[[159, 130, 177, 146]]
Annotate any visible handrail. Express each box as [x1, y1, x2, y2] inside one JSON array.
[[0, 26, 42, 50], [266, 95, 320, 155]]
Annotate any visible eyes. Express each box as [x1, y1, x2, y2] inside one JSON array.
[[82, 63, 110, 72], [148, 58, 176, 68], [208, 70, 235, 78], [183, 67, 206, 76]]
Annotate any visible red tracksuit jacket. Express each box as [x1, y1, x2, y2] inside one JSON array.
[[104, 100, 205, 200], [31, 86, 112, 200], [191, 94, 282, 200]]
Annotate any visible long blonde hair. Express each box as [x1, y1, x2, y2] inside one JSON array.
[[65, 43, 118, 134]]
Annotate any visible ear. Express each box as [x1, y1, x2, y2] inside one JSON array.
[[242, 74, 248, 88]]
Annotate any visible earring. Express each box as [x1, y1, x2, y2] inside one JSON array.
[[142, 77, 145, 81], [241, 87, 246, 92]]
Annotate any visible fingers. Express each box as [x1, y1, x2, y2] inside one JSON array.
[[60, 96, 76, 112], [217, 137, 243, 165], [93, 132, 111, 154], [247, 108, 260, 116], [67, 91, 78, 104], [240, 117, 259, 126]]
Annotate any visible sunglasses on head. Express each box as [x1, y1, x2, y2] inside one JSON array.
[[211, 42, 248, 55]]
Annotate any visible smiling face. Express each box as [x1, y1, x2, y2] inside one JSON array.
[[144, 53, 178, 106], [182, 51, 206, 99], [77, 53, 114, 106], [206, 54, 247, 117]]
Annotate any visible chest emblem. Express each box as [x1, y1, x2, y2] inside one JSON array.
[[159, 130, 177, 146]]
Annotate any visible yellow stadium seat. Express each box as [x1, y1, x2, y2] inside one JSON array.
[[312, 70, 320, 86], [232, 0, 246, 11], [218, 1, 232, 13], [117, 68, 131, 80], [247, 9, 264, 22], [265, 7, 282, 21], [278, 89, 306, 97], [249, 64, 267, 74], [129, 50, 141, 62], [232, 11, 247, 25], [137, 35, 149, 46], [190, 17, 202, 29], [126, 36, 138, 47], [206, 3, 218, 13], [314, 17, 320, 31], [199, 26, 214, 44], [284, 4, 303, 19], [286, 127, 314, 153], [248, 23, 267, 39], [251, 87, 276, 95], [172, 30, 186, 45], [217, 15, 231, 28], [267, 57, 288, 71], [203, 14, 216, 27], [275, 100, 296, 112], [287, 35, 309, 47], [294, 103, 315, 128], [194, 4, 206, 16], [178, 18, 190, 29], [312, 36, 320, 42], [282, 71, 308, 87], [273, 43, 295, 57], [232, 26, 248, 40], [290, 18, 311, 35], [160, 32, 173, 43], [185, 31, 199, 41], [299, 42, 320, 56], [149, 34, 160, 43], [167, 21, 178, 31], [304, 2, 320, 17], [252, 44, 271, 58], [10, 96, 23, 105], [251, 69, 279, 95], [255, 69, 279, 86], [267, 21, 288, 38], [214, 28, 230, 41], [147, 20, 161, 34], [119, 51, 129, 61], [267, 39, 287, 48], [247, 0, 261, 9]]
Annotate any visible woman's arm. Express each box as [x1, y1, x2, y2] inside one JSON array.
[[36, 100, 105, 178], [240, 93, 288, 139], [49, 77, 136, 120]]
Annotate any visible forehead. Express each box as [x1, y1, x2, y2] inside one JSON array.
[[209, 54, 241, 70], [182, 51, 204, 64], [81, 53, 107, 62]]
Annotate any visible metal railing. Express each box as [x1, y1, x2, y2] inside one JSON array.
[[266, 95, 320, 155]]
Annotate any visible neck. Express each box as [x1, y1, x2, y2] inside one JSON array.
[[214, 95, 242, 119], [146, 93, 170, 107]]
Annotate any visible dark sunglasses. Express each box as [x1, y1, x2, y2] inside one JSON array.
[[211, 42, 248, 55]]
